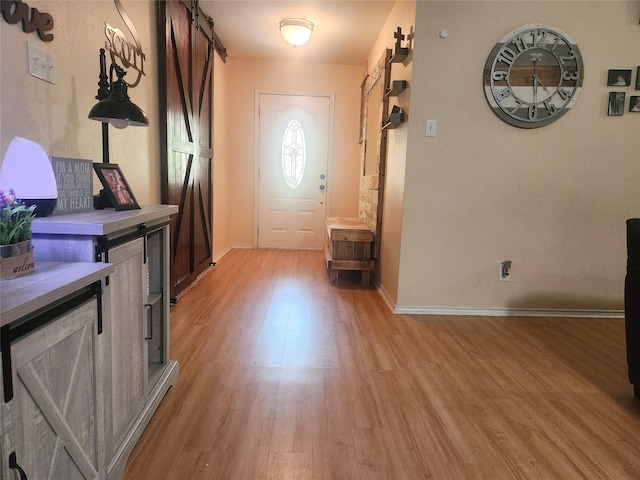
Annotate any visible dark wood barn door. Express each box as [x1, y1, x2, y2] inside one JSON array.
[[158, 0, 214, 300]]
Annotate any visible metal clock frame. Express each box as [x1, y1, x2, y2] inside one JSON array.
[[483, 24, 584, 128]]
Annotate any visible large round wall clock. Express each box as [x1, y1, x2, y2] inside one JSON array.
[[483, 24, 584, 128]]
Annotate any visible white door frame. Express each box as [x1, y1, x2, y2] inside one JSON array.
[[253, 90, 335, 248]]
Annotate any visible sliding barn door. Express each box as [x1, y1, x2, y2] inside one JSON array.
[[158, 0, 214, 300]]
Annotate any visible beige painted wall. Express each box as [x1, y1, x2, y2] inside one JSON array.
[[0, 0, 161, 205], [396, 1, 640, 312], [226, 59, 363, 247], [213, 53, 231, 259], [364, 0, 416, 308]]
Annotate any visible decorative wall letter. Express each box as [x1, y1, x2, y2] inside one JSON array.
[[0, 0, 54, 42], [104, 0, 145, 87]]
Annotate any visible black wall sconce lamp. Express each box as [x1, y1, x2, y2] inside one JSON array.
[[88, 48, 149, 164]]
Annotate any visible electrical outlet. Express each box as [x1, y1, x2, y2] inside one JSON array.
[[499, 261, 512, 281]]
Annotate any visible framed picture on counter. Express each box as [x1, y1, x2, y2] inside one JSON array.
[[93, 163, 140, 211], [51, 157, 94, 214]]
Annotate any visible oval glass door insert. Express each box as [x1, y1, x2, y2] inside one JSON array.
[[281, 119, 306, 189]]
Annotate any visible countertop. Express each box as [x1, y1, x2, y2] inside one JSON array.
[[32, 205, 178, 236], [0, 262, 114, 327]]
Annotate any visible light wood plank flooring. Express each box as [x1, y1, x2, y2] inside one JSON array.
[[124, 248, 640, 479]]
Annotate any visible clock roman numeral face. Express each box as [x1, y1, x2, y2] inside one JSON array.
[[483, 24, 584, 128]]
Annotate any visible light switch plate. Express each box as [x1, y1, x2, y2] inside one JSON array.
[[28, 42, 55, 84], [426, 120, 436, 137]]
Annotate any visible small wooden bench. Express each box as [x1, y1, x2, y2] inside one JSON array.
[[325, 217, 374, 285]]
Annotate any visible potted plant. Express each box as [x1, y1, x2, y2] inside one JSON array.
[[0, 188, 37, 280]]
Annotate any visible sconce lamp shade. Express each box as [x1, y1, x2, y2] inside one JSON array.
[[88, 79, 149, 129], [88, 50, 149, 129], [0, 137, 58, 216], [279, 18, 314, 46]]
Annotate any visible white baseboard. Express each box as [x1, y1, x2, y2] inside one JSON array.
[[392, 305, 624, 319], [372, 279, 624, 319], [213, 245, 234, 263]]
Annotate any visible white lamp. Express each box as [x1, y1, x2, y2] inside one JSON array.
[[279, 18, 314, 47], [0, 137, 58, 216]]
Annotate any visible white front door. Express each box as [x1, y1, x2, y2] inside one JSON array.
[[258, 94, 330, 249]]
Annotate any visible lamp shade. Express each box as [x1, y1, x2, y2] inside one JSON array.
[[89, 78, 149, 129], [0, 137, 58, 216], [279, 18, 314, 46]]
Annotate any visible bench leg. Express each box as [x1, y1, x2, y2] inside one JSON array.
[[329, 267, 339, 285], [361, 270, 370, 286]]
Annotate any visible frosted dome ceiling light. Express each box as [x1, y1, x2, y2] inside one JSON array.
[[279, 18, 314, 47], [0, 137, 58, 216]]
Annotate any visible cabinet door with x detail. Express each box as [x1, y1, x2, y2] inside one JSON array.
[[3, 299, 104, 480]]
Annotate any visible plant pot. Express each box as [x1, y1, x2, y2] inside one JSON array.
[[0, 240, 35, 280]]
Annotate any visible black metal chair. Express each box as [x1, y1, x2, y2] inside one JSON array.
[[625, 218, 640, 398]]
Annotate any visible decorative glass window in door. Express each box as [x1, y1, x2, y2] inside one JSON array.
[[281, 119, 306, 189]]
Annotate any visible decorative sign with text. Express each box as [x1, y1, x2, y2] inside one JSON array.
[[0, 0, 54, 42], [51, 157, 93, 214], [105, 0, 145, 87]]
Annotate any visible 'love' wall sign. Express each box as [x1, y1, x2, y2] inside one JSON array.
[[0, 0, 54, 41]]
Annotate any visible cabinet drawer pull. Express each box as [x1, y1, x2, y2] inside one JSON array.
[[144, 303, 153, 340], [9, 451, 28, 479]]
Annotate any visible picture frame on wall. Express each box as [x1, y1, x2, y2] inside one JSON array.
[[93, 163, 140, 210], [608, 92, 626, 116], [607, 69, 632, 86], [630, 96, 640, 113], [636, 67, 640, 90]]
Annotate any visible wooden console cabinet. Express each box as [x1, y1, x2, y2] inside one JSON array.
[[1, 262, 113, 479], [29, 205, 179, 480]]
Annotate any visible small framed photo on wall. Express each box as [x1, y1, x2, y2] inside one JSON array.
[[608, 92, 626, 116], [607, 69, 632, 86], [636, 67, 640, 90], [630, 96, 640, 113], [93, 163, 140, 210]]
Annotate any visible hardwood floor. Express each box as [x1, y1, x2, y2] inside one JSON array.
[[124, 248, 640, 479]]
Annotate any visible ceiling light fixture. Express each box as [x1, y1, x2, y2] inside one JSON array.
[[279, 18, 314, 47]]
